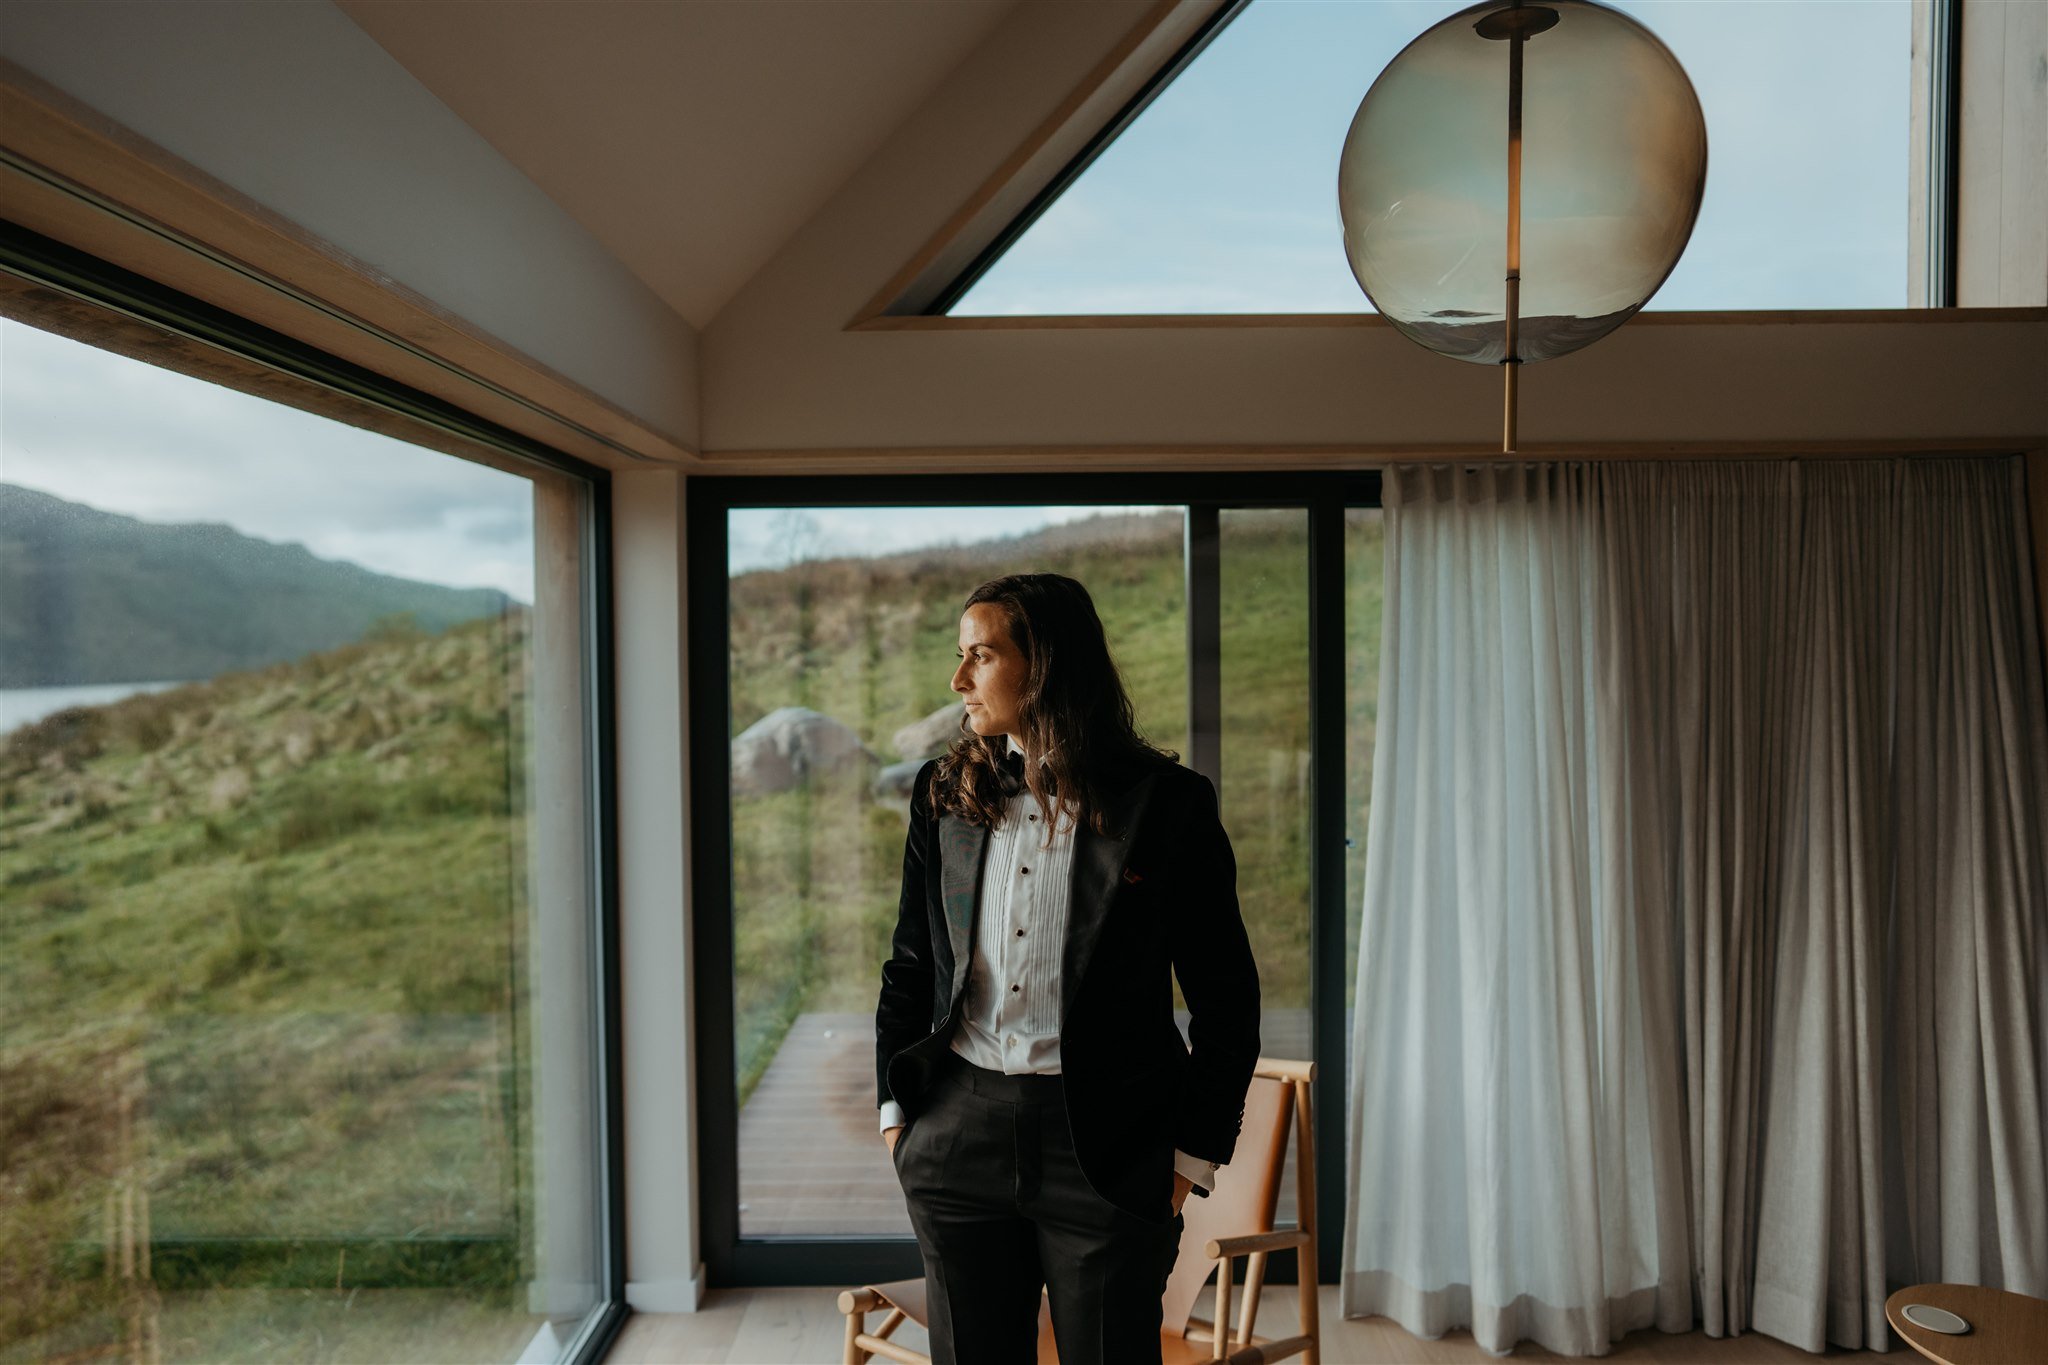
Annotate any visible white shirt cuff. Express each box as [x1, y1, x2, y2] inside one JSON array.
[[1173, 1148, 1219, 1192], [879, 1100, 907, 1134]]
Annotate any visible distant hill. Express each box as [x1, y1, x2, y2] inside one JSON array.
[[732, 507, 1183, 583], [0, 483, 513, 688]]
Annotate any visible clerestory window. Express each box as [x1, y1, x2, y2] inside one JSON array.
[[948, 0, 1918, 316]]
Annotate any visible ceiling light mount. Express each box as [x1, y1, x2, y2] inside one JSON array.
[[1473, 5, 1559, 42], [1338, 0, 1708, 453]]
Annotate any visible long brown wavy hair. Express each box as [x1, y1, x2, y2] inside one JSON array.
[[932, 573, 1178, 837]]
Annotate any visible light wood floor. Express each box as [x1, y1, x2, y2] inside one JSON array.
[[605, 1286, 1890, 1364]]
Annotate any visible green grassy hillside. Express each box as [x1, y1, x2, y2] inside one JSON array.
[[0, 609, 532, 1352]]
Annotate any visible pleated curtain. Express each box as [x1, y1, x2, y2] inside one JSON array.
[[1341, 457, 2048, 1356]]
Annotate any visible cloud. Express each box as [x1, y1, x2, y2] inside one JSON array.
[[1, 318, 537, 602]]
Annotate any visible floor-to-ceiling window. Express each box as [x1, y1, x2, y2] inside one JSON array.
[[688, 474, 1379, 1288], [0, 228, 622, 1364]]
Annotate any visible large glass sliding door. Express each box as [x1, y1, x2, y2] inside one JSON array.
[[722, 504, 1186, 1241], [690, 475, 1379, 1288], [0, 228, 621, 1364]]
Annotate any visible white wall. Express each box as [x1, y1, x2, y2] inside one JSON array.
[[611, 469, 705, 1312]]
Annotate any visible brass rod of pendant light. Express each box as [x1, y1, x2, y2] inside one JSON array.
[[1504, 20, 1525, 454]]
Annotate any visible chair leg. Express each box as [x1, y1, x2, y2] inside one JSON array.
[[1212, 1256, 1234, 1365], [1293, 1077, 1320, 1365], [1297, 1270, 1319, 1365], [1238, 1251, 1267, 1349], [843, 1306, 864, 1365]]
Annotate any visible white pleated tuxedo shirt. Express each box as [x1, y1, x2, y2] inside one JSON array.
[[880, 736, 1218, 1194]]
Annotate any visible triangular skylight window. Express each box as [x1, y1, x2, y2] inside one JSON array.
[[948, 0, 1910, 315]]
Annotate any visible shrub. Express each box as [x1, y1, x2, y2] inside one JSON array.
[[109, 694, 176, 754], [33, 883, 87, 915], [0, 1044, 131, 1348], [365, 612, 425, 645], [2, 706, 105, 768], [267, 774, 384, 855], [398, 955, 508, 1018], [200, 872, 285, 987]]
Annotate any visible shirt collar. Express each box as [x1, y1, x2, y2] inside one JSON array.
[[1004, 734, 1048, 766]]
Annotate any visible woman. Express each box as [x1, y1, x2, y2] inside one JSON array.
[[874, 572, 1261, 1365]]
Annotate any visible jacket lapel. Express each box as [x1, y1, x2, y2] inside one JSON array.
[[1061, 767, 1162, 1028], [938, 812, 988, 1011]]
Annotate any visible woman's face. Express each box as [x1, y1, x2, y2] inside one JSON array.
[[952, 603, 1029, 744]]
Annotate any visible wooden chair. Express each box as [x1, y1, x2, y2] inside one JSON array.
[[839, 1057, 1320, 1365]]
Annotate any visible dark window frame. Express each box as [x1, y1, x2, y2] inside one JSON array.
[[1927, 0, 1964, 306], [687, 470, 1380, 1288], [0, 218, 630, 1365]]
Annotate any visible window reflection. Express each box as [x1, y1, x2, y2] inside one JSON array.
[[0, 314, 602, 1363]]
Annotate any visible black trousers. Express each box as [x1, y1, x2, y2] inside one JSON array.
[[891, 1049, 1183, 1365]]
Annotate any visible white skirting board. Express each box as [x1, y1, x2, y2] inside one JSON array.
[[627, 1264, 709, 1313]]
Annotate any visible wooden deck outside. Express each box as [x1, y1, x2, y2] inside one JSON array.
[[737, 1009, 1313, 1238]]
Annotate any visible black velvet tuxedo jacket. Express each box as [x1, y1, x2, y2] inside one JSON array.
[[875, 752, 1262, 1222]]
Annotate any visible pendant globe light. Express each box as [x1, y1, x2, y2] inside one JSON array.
[[1337, 0, 1708, 451]]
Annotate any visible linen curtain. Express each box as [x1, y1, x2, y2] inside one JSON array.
[[1341, 457, 2048, 1356]]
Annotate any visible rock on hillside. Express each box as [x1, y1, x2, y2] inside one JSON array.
[[872, 759, 924, 806], [892, 702, 966, 761], [730, 708, 875, 797]]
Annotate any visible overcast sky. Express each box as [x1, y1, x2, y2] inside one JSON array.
[[3, 0, 1914, 592], [1, 317, 537, 603], [959, 0, 1911, 314]]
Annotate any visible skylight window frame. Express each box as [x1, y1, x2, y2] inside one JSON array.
[[924, 0, 1253, 317]]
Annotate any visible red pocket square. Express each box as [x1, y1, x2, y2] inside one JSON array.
[[1122, 868, 1144, 885]]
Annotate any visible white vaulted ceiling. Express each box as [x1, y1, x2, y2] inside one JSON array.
[[335, 0, 1022, 330]]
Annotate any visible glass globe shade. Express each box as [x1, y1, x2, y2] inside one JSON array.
[[1337, 0, 1707, 365]]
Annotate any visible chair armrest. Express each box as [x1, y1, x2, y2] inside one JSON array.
[[1205, 1229, 1310, 1260], [838, 1287, 887, 1314]]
